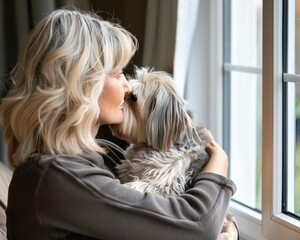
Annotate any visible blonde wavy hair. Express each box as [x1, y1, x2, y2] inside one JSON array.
[[0, 9, 138, 167]]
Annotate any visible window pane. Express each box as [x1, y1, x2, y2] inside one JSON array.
[[284, 0, 300, 219], [231, 0, 262, 68], [286, 82, 300, 217], [224, 0, 263, 211], [229, 72, 262, 210]]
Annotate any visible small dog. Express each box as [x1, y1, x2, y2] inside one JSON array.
[[109, 67, 212, 197], [109, 67, 236, 238]]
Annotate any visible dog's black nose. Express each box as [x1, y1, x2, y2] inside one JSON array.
[[130, 93, 137, 102]]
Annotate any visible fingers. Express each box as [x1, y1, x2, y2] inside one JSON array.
[[221, 215, 239, 240], [201, 128, 229, 177], [200, 127, 214, 141], [205, 140, 228, 162], [202, 143, 228, 176], [217, 232, 230, 240], [205, 140, 220, 156]]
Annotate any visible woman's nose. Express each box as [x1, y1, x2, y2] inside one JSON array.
[[122, 75, 132, 93]]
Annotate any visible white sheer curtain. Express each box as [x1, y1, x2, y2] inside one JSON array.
[[173, 0, 223, 142]]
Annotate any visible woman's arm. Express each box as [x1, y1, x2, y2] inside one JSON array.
[[200, 130, 239, 240], [34, 152, 236, 240]]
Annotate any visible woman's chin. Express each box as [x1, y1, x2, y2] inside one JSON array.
[[111, 114, 124, 125]]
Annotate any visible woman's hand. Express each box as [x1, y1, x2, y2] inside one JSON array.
[[217, 213, 239, 240], [201, 129, 229, 177]]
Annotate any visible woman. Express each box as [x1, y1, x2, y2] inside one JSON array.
[[0, 9, 237, 240]]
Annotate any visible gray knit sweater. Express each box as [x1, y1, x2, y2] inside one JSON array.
[[6, 151, 236, 240]]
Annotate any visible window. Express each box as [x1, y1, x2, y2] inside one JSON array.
[[223, 0, 300, 239], [223, 0, 263, 211], [283, 0, 300, 220]]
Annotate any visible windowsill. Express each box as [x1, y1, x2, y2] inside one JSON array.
[[229, 201, 262, 240], [271, 213, 300, 232]]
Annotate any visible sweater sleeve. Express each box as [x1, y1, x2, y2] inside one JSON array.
[[35, 154, 236, 240]]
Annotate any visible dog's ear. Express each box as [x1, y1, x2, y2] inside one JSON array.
[[146, 89, 187, 150]]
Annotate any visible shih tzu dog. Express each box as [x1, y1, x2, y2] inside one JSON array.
[[108, 67, 237, 238], [109, 67, 212, 197]]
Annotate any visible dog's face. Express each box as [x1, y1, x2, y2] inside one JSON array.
[[110, 67, 191, 150]]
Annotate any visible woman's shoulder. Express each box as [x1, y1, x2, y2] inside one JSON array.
[[20, 151, 102, 169], [36, 151, 116, 177], [10, 151, 117, 206], [12, 151, 114, 183]]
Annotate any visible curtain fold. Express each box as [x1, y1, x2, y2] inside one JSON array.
[[142, 0, 177, 74], [173, 0, 200, 97], [0, 0, 55, 99]]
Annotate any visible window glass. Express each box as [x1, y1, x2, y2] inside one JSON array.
[[283, 0, 300, 218], [229, 72, 262, 210], [291, 84, 300, 216], [231, 0, 262, 68], [223, 0, 262, 211]]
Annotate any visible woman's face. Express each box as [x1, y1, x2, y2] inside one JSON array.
[[98, 72, 132, 125]]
